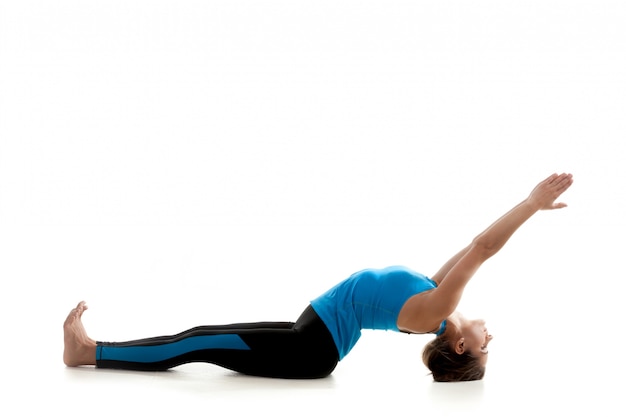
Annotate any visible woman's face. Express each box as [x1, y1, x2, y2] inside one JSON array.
[[450, 312, 493, 363]]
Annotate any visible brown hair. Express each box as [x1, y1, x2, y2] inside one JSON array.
[[422, 336, 486, 382]]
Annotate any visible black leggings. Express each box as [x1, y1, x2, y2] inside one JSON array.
[[96, 305, 339, 379]]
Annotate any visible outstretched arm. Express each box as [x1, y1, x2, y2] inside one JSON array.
[[431, 244, 472, 286], [425, 173, 573, 319], [469, 172, 573, 259]]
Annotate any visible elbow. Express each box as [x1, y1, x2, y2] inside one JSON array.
[[471, 237, 496, 260]]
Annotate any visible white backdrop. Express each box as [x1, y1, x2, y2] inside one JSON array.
[[1, 1, 624, 416]]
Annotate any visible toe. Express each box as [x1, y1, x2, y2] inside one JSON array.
[[76, 301, 87, 316]]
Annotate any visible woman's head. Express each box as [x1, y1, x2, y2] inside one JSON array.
[[422, 312, 492, 382]]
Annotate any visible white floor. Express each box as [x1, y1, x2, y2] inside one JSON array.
[[8, 313, 623, 417], [2, 1, 625, 416]]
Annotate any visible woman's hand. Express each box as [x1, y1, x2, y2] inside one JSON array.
[[527, 173, 574, 211]]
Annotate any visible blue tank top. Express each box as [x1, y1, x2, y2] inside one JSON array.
[[310, 266, 443, 360]]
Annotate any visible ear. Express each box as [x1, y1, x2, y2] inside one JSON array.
[[454, 338, 465, 355]]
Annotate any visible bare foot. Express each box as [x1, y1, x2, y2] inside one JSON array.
[[63, 301, 97, 366]]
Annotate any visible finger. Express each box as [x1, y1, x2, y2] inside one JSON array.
[[546, 173, 559, 184], [551, 178, 568, 192], [549, 173, 570, 187], [552, 173, 569, 183], [554, 174, 573, 192]]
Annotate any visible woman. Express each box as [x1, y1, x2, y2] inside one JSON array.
[[63, 173, 573, 381]]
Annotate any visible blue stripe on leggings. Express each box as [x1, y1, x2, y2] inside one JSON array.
[[97, 334, 251, 363]]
